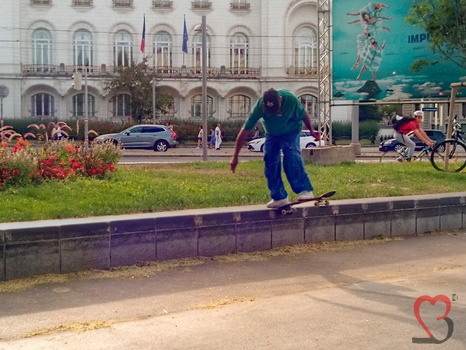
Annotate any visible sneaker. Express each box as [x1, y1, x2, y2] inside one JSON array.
[[297, 191, 314, 201], [266, 197, 290, 208]]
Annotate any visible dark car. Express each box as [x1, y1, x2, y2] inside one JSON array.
[[95, 124, 177, 152], [379, 130, 445, 152]]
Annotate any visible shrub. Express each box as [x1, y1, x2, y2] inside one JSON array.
[[0, 138, 122, 190]]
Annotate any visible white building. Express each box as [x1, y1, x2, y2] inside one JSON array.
[[1, 0, 325, 124]]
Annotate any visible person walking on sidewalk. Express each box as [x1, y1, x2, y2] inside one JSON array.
[[215, 124, 222, 150], [196, 126, 203, 149], [230, 88, 320, 208]]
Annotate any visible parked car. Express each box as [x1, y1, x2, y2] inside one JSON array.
[[247, 130, 325, 152], [378, 129, 445, 152], [95, 124, 177, 152]]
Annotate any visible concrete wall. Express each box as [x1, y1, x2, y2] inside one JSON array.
[[0, 192, 465, 281]]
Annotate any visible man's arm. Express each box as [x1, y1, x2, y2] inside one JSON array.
[[412, 129, 434, 147], [230, 127, 249, 173], [303, 112, 320, 140]]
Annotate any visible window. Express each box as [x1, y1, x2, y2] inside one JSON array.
[[228, 95, 251, 119], [73, 30, 93, 67], [230, 33, 248, 72], [299, 94, 318, 118], [72, 93, 95, 117], [114, 31, 132, 67], [114, 94, 131, 117], [31, 93, 54, 117], [32, 29, 52, 70], [192, 33, 211, 69], [154, 31, 172, 70], [142, 126, 165, 133], [294, 27, 318, 74], [191, 94, 213, 118]]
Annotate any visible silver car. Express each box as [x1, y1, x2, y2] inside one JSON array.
[[95, 124, 177, 152]]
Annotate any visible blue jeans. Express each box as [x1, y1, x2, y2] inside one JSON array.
[[263, 131, 313, 200]]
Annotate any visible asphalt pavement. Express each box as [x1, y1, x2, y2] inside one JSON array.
[[1, 230, 466, 349]]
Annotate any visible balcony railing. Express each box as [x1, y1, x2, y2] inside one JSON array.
[[21, 64, 261, 79], [113, 0, 133, 7], [72, 0, 93, 5], [30, 0, 51, 4], [230, 2, 250, 10], [192, 1, 212, 9], [287, 66, 318, 77], [152, 0, 172, 9]]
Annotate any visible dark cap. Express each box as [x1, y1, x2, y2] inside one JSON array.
[[262, 88, 280, 114]]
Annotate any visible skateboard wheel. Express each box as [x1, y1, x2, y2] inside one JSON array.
[[325, 200, 329, 206], [281, 209, 287, 215], [314, 202, 320, 207]]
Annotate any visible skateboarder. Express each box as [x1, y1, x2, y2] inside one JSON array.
[[230, 88, 320, 208]]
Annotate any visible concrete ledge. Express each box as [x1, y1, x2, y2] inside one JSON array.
[[0, 192, 465, 281], [302, 145, 355, 165]]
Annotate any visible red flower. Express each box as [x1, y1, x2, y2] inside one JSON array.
[[12, 169, 19, 177]]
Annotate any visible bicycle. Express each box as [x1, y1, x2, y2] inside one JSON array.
[[379, 144, 433, 163], [430, 119, 466, 172]]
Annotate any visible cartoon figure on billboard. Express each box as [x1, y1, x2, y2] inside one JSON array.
[[356, 38, 386, 81], [347, 2, 391, 85]]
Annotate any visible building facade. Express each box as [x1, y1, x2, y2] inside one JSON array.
[[1, 0, 323, 124]]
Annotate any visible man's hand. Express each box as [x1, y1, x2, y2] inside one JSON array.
[[310, 129, 320, 140]]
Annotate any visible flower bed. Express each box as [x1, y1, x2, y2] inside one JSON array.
[[0, 138, 122, 190]]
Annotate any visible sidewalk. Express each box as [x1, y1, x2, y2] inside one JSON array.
[[1, 231, 465, 349]]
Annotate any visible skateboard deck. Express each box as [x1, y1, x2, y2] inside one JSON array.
[[275, 191, 336, 215]]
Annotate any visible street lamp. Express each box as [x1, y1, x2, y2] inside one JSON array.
[[194, 16, 208, 161]]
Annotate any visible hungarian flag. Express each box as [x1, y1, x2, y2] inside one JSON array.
[[140, 15, 146, 53]]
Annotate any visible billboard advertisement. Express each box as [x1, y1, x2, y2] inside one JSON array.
[[332, 1, 466, 101]]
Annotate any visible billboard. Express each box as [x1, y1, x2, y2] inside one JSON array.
[[332, 1, 466, 101]]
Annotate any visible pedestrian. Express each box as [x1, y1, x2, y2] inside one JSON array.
[[230, 88, 320, 208], [252, 126, 260, 139], [369, 134, 375, 145], [215, 123, 222, 150], [393, 111, 434, 161], [196, 126, 203, 149], [209, 128, 216, 149]]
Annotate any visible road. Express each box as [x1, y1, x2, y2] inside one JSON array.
[[119, 146, 383, 164], [1, 231, 465, 349]]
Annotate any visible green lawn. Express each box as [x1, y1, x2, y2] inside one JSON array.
[[0, 160, 463, 223]]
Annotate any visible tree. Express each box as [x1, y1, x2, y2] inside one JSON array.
[[104, 58, 174, 122], [406, 0, 466, 72]]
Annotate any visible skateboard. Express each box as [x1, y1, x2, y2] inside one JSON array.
[[275, 191, 336, 215]]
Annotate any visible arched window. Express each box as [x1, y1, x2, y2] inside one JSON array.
[[228, 94, 251, 120], [299, 94, 318, 119], [230, 33, 248, 72], [294, 27, 317, 75], [155, 31, 172, 71], [114, 31, 132, 67], [73, 30, 93, 67], [32, 29, 52, 70], [191, 94, 213, 118], [31, 93, 54, 117], [192, 33, 211, 69], [72, 93, 95, 117], [113, 93, 131, 117]]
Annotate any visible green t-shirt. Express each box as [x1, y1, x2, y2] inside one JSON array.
[[244, 89, 306, 136]]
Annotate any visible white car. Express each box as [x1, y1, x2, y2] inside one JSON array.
[[247, 130, 325, 152]]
